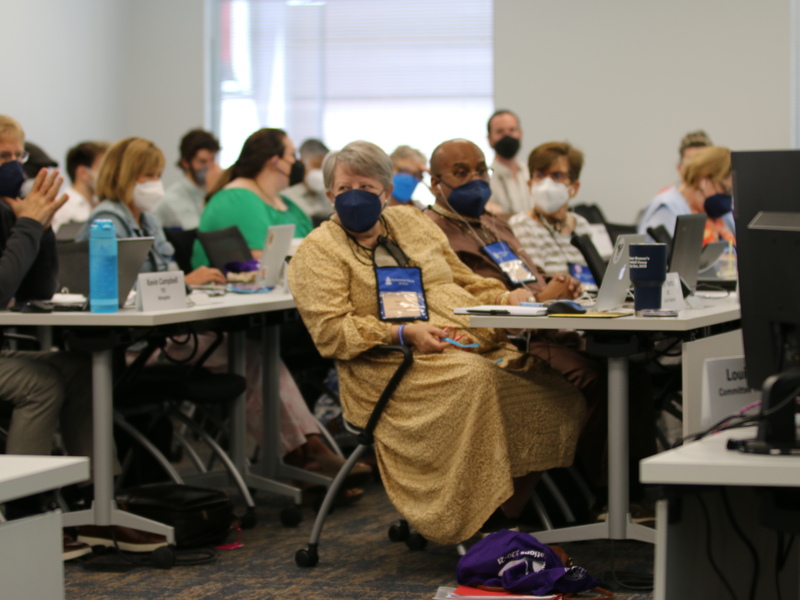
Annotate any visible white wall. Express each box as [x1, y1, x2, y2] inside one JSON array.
[[0, 0, 206, 186], [0, 0, 128, 174], [118, 0, 207, 186], [494, 0, 792, 223]]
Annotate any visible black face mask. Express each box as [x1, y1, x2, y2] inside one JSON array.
[[0, 161, 25, 198], [704, 193, 733, 219], [494, 135, 520, 160], [289, 160, 305, 187]]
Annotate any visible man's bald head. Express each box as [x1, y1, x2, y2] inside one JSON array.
[[430, 139, 492, 215], [430, 139, 485, 178]]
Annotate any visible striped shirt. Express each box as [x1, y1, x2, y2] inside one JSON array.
[[508, 211, 593, 276]]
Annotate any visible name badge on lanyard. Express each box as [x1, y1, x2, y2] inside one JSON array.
[[482, 241, 538, 285], [375, 266, 428, 321], [569, 262, 597, 288]]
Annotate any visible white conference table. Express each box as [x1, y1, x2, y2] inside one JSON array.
[[0, 455, 90, 600], [641, 427, 800, 598], [468, 297, 741, 545], [0, 290, 310, 542]]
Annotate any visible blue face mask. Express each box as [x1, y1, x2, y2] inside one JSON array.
[[392, 172, 419, 203], [0, 160, 25, 198], [704, 193, 733, 219], [440, 179, 492, 218], [334, 189, 384, 233]]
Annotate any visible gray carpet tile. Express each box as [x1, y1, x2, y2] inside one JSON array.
[[64, 478, 654, 599]]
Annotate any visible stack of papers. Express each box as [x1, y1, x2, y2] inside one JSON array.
[[434, 586, 560, 599], [454, 305, 548, 316]]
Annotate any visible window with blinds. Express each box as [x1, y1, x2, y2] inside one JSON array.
[[210, 0, 494, 171]]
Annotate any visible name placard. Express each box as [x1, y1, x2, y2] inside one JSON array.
[[661, 272, 685, 311], [701, 356, 760, 428], [136, 271, 187, 312]]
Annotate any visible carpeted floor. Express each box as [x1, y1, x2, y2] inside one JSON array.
[[64, 476, 655, 600]]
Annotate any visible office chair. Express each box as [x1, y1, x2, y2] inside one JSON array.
[[164, 228, 198, 274], [112, 328, 260, 528], [196, 226, 252, 271], [293, 346, 580, 567], [570, 233, 608, 286], [571, 203, 608, 225], [296, 345, 413, 567], [603, 222, 638, 244]]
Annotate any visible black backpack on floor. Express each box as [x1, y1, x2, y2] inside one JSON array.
[[117, 483, 234, 548]]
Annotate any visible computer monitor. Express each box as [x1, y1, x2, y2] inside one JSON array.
[[731, 149, 800, 453], [667, 213, 705, 294]]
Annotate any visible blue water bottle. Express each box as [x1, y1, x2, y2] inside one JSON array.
[[89, 219, 119, 313]]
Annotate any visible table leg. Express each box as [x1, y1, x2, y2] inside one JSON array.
[[608, 355, 655, 544], [228, 330, 247, 471], [607, 355, 629, 539], [236, 321, 309, 502], [61, 349, 175, 543], [532, 355, 655, 544], [93, 349, 114, 525]]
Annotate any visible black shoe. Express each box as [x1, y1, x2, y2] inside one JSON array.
[[63, 533, 92, 561], [78, 526, 168, 553]]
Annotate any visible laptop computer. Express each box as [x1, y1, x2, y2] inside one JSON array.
[[594, 233, 647, 312], [668, 213, 706, 294], [256, 224, 295, 288], [56, 237, 155, 307], [55, 221, 84, 242]]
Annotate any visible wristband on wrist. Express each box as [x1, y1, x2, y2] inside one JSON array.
[[398, 324, 407, 346], [499, 292, 511, 306]]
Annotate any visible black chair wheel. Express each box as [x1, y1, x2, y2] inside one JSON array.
[[280, 506, 303, 527], [388, 519, 410, 542], [295, 546, 319, 567], [151, 545, 176, 569], [240, 508, 257, 529], [406, 532, 427, 551]]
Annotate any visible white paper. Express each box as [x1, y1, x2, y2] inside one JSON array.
[[137, 271, 187, 312], [588, 223, 614, 260], [660, 272, 686, 311], [454, 305, 548, 316], [51, 293, 86, 305]]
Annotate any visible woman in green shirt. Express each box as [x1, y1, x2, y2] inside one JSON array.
[[191, 128, 313, 269]]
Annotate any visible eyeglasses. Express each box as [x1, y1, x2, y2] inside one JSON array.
[[532, 170, 570, 183], [0, 151, 30, 164], [438, 166, 493, 183], [396, 168, 424, 181]]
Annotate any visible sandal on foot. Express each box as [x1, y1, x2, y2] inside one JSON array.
[[305, 454, 373, 486]]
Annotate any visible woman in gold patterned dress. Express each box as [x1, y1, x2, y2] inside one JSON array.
[[287, 141, 585, 545]]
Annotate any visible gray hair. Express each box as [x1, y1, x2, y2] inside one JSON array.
[[322, 140, 393, 191], [299, 138, 329, 159], [389, 144, 427, 165]]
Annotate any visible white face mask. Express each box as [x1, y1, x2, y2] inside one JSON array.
[[132, 180, 164, 212], [305, 168, 325, 194], [531, 178, 570, 215]]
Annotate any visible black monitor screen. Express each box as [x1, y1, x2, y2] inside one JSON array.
[[732, 149, 800, 390]]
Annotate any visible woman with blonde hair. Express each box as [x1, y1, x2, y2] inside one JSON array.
[[639, 145, 734, 245], [682, 146, 735, 246], [81, 137, 225, 285]]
